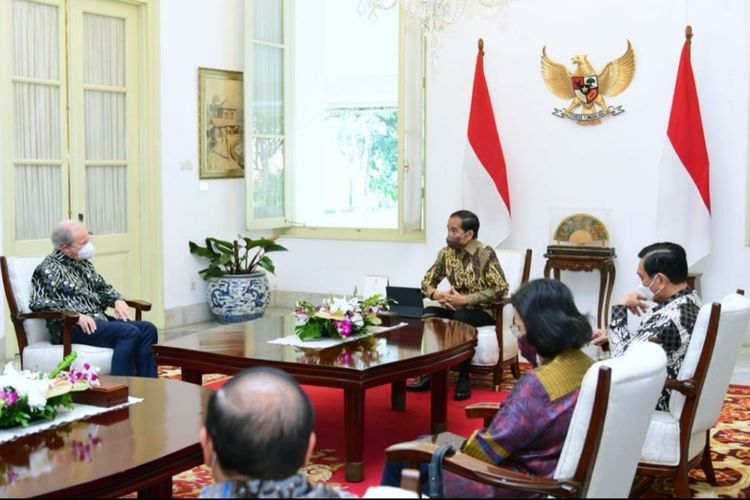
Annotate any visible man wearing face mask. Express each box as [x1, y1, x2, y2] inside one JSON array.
[[29, 220, 157, 377], [407, 210, 509, 401], [590, 242, 701, 410]]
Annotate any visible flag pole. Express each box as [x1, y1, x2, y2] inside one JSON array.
[[478, 38, 484, 56], [685, 25, 693, 44]]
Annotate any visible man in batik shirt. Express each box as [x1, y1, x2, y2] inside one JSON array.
[[592, 242, 701, 410], [199, 367, 353, 499], [30, 220, 157, 377], [409, 210, 509, 400]]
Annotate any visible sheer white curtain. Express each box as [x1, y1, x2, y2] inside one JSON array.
[[12, 0, 63, 241], [83, 13, 127, 235], [250, 0, 285, 222], [400, 21, 425, 233]]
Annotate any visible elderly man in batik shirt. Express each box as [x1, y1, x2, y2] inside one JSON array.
[[407, 210, 509, 401], [592, 242, 701, 410], [29, 220, 157, 377]]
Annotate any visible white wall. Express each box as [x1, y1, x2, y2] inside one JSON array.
[[160, 0, 246, 310], [161, 0, 750, 326]]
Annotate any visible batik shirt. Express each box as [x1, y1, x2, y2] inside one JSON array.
[[29, 250, 122, 344], [421, 239, 509, 320], [608, 287, 701, 411], [199, 474, 355, 498], [442, 349, 594, 498]]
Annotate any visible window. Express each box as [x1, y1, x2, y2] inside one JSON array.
[[245, 0, 425, 240]]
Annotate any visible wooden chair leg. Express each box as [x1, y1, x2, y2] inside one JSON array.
[[674, 464, 692, 498], [510, 360, 521, 379], [700, 430, 717, 485], [492, 363, 502, 392]]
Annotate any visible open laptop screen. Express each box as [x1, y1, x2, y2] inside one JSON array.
[[386, 286, 424, 318]]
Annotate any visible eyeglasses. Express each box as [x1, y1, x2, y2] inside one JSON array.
[[510, 321, 523, 339]]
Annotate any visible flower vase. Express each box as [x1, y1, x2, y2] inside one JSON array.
[[207, 272, 270, 323]]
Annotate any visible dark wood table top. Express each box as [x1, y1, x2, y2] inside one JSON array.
[[0, 377, 212, 498], [153, 316, 477, 387]]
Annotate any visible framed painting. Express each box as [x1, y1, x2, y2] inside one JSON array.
[[198, 67, 244, 179]]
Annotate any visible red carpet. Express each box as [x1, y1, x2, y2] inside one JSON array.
[[173, 374, 750, 498], [303, 383, 508, 496], [203, 377, 509, 497]]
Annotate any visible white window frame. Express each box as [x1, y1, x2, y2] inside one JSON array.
[[244, 1, 426, 242]]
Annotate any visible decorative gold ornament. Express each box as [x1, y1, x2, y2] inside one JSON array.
[[541, 41, 635, 125]]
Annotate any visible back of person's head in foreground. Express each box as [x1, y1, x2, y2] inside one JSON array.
[[510, 278, 592, 360], [200, 366, 315, 481]]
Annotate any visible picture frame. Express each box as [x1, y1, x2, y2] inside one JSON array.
[[198, 67, 244, 179]]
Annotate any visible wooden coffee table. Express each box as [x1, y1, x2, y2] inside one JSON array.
[[152, 316, 477, 482], [0, 377, 211, 498]]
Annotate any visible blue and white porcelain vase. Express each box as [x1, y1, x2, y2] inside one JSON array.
[[207, 271, 270, 323]]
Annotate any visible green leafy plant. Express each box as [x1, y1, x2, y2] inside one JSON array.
[[188, 236, 288, 280]]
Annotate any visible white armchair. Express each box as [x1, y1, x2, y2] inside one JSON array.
[[636, 291, 750, 497], [386, 341, 667, 497], [1, 255, 150, 374], [471, 248, 532, 390]]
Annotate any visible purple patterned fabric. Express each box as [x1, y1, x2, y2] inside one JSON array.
[[443, 350, 592, 498]]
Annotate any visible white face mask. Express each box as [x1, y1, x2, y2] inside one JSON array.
[[637, 276, 661, 302], [637, 283, 655, 301], [77, 242, 96, 260]]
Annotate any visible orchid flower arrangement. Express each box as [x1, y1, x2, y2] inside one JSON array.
[[0, 352, 99, 429], [294, 292, 391, 341]]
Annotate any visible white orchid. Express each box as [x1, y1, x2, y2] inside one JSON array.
[[0, 363, 53, 411]]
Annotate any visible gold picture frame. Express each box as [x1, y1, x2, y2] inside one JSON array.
[[198, 67, 244, 179]]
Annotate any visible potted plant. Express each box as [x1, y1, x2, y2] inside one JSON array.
[[188, 236, 288, 323]]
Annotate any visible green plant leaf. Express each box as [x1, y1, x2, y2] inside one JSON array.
[[257, 255, 275, 274], [295, 322, 322, 340]]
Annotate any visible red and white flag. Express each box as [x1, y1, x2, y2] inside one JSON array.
[[463, 40, 511, 245], [656, 30, 710, 266]]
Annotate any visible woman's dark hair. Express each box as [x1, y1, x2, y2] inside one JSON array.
[[638, 242, 688, 284], [450, 210, 480, 239], [510, 279, 592, 360]]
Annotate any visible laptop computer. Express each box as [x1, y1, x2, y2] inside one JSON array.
[[386, 286, 425, 319]]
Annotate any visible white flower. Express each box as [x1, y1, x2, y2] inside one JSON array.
[[350, 313, 365, 327], [0, 363, 52, 411], [329, 297, 353, 314]]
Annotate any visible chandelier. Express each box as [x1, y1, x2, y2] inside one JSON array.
[[357, 0, 510, 36]]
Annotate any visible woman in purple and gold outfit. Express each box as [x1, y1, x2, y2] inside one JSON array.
[[382, 278, 594, 498]]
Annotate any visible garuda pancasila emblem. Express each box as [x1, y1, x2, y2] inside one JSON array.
[[541, 41, 635, 125]]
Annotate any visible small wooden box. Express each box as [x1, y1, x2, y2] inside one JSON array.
[[378, 311, 402, 326], [72, 381, 129, 407]]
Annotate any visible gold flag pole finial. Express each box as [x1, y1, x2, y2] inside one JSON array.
[[685, 25, 693, 43], [478, 38, 484, 56]]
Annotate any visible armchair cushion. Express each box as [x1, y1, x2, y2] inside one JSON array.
[[7, 256, 49, 344], [23, 342, 113, 374], [639, 411, 705, 466], [472, 322, 518, 366]]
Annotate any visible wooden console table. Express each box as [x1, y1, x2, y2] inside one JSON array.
[[543, 252, 617, 329]]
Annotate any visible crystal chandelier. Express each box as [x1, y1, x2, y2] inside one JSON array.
[[358, 0, 509, 36], [357, 0, 510, 63]]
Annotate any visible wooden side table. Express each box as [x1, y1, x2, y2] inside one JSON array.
[[544, 252, 617, 329]]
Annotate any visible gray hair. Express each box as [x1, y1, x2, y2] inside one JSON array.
[[51, 220, 81, 249]]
